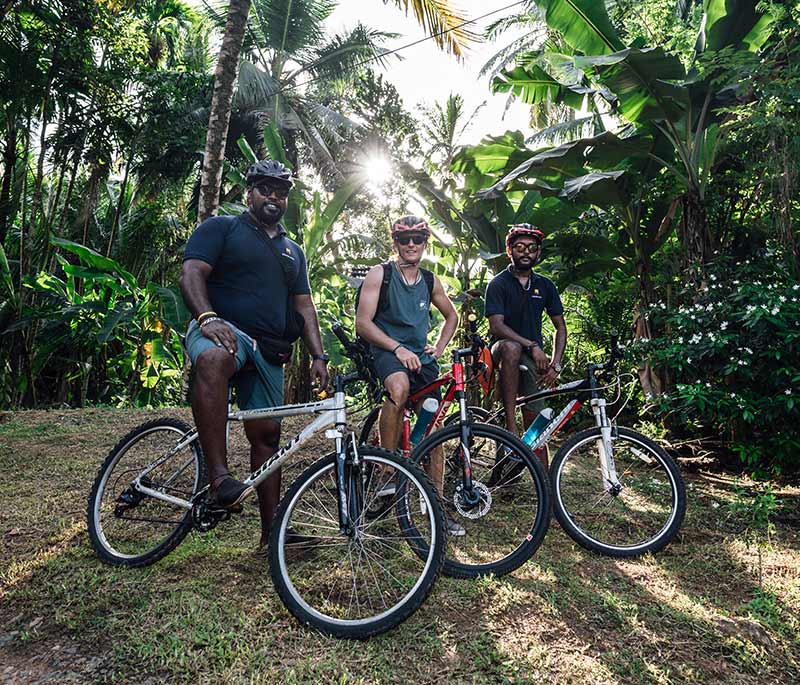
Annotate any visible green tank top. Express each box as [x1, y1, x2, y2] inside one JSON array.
[[372, 262, 433, 362]]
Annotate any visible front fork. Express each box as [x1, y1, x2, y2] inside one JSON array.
[[453, 362, 479, 503], [590, 398, 621, 493], [332, 389, 358, 536]]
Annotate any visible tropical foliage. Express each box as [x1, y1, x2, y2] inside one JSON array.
[[0, 0, 798, 474]]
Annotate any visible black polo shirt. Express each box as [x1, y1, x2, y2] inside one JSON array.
[[183, 212, 310, 339], [484, 268, 564, 347]]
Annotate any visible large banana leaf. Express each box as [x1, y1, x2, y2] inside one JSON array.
[[513, 192, 584, 229], [575, 47, 688, 123], [476, 130, 652, 198], [491, 64, 585, 109], [533, 0, 624, 56], [306, 173, 366, 256], [560, 170, 628, 206], [702, 0, 774, 54], [51, 238, 137, 289]]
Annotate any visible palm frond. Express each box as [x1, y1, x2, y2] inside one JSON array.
[[249, 0, 334, 57], [295, 23, 398, 82], [479, 31, 547, 79], [525, 114, 605, 147], [233, 60, 282, 112], [384, 0, 481, 58]]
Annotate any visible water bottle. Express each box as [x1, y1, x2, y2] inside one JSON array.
[[410, 398, 439, 445], [521, 408, 554, 447]]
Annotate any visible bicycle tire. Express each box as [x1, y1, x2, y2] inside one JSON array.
[[358, 405, 381, 446], [269, 446, 446, 639], [87, 418, 206, 567], [409, 422, 551, 579], [551, 426, 686, 557]]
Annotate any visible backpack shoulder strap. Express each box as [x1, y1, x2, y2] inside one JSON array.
[[421, 268, 434, 300], [377, 262, 392, 310], [252, 227, 296, 288]]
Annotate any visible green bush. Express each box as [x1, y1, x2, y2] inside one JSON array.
[[639, 254, 800, 475]]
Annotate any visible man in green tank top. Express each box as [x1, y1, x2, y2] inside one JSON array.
[[356, 216, 462, 535]]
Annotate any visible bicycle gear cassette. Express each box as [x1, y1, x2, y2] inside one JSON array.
[[454, 481, 491, 519]]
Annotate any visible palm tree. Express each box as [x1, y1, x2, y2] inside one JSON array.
[[198, 0, 477, 219], [198, 0, 251, 222]]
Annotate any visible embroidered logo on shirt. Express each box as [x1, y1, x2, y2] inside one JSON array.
[[419, 301, 426, 308]]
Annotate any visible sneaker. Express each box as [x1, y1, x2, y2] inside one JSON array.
[[446, 516, 466, 537], [208, 475, 251, 510]]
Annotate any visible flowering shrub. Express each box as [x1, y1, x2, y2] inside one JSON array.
[[638, 256, 800, 475]]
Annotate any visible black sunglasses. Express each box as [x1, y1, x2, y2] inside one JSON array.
[[394, 234, 427, 246], [512, 242, 541, 253], [253, 183, 290, 199]]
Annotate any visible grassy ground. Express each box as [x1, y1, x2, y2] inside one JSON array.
[[1, 408, 798, 684]]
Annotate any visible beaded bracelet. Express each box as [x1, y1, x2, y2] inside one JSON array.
[[199, 316, 222, 328]]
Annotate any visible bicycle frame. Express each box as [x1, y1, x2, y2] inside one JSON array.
[[492, 368, 623, 492], [129, 376, 363, 533]]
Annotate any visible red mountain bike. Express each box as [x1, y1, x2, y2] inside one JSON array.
[[332, 323, 551, 579]]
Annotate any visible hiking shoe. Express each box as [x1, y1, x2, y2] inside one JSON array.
[[208, 476, 251, 510], [446, 516, 466, 537]]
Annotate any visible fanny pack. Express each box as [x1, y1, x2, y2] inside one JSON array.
[[257, 336, 293, 366]]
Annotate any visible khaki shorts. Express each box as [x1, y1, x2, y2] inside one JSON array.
[[491, 341, 545, 414]]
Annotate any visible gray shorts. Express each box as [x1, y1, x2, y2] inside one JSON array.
[[371, 348, 441, 401], [491, 340, 544, 414], [185, 320, 284, 412]]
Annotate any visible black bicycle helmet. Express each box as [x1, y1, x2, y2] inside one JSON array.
[[246, 159, 293, 188]]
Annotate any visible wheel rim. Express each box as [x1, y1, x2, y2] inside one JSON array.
[[276, 456, 439, 627], [93, 425, 199, 560], [420, 427, 546, 573], [555, 433, 680, 552]]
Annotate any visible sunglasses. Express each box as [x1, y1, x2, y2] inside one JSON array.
[[253, 183, 290, 199], [394, 234, 427, 246], [512, 242, 541, 254]]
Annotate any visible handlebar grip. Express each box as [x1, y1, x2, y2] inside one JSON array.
[[331, 322, 352, 348]]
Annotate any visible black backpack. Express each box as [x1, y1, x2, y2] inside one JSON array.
[[354, 262, 434, 320]]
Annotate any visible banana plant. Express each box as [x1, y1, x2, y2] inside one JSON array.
[[487, 0, 776, 269]]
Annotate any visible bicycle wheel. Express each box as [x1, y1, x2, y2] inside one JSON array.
[[87, 418, 206, 567], [551, 426, 686, 557], [409, 423, 551, 579], [269, 446, 446, 639], [357, 405, 381, 446]]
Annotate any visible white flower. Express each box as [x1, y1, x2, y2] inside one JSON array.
[[677, 337, 684, 344], [744, 347, 753, 354], [720, 322, 728, 330], [729, 393, 736, 398], [710, 274, 717, 281], [771, 307, 779, 315], [793, 284, 800, 290], [786, 389, 792, 395], [711, 502, 720, 509], [733, 280, 740, 285], [659, 303, 666, 309], [687, 358, 692, 364], [705, 382, 711, 388], [738, 360, 747, 366], [779, 296, 787, 303]]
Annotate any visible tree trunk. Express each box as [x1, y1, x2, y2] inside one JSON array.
[[197, 0, 251, 223], [680, 192, 713, 276], [0, 121, 18, 245]]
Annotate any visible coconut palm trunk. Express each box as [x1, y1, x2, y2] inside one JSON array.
[[198, 0, 251, 223]]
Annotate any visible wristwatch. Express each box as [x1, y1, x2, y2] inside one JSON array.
[[312, 353, 329, 362], [551, 361, 562, 374]]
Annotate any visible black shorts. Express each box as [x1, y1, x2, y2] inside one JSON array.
[[371, 348, 441, 401]]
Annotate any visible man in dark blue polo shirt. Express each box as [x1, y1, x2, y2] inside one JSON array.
[[484, 224, 567, 469], [180, 160, 328, 555]]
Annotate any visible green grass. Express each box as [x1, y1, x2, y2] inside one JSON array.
[[1, 408, 799, 684]]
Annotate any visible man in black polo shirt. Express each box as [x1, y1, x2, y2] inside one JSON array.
[[180, 159, 328, 554], [484, 224, 567, 468]]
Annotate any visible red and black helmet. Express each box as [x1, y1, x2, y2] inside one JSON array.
[[391, 215, 431, 238], [505, 223, 544, 250]]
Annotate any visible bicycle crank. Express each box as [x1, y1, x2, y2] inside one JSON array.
[[191, 497, 232, 532], [454, 481, 492, 519]]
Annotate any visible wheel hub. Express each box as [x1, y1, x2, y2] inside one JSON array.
[[454, 481, 491, 519]]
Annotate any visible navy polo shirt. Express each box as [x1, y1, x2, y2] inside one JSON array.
[[183, 212, 310, 339], [484, 268, 564, 347]]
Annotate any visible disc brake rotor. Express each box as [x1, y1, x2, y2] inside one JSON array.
[[454, 481, 492, 519]]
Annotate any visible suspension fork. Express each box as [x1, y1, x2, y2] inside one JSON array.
[[332, 383, 354, 535], [590, 398, 621, 492]]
